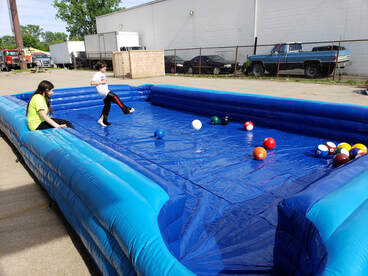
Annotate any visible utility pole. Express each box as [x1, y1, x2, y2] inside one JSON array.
[[9, 0, 27, 70]]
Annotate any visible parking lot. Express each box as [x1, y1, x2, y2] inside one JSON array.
[[0, 69, 367, 275], [0, 69, 366, 104]]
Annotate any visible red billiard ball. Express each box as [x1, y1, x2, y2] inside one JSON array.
[[325, 141, 337, 154], [333, 153, 350, 167], [253, 146, 267, 160], [244, 121, 254, 131], [263, 137, 276, 150]]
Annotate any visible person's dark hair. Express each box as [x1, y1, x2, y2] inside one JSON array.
[[26, 80, 54, 115], [95, 61, 107, 70]]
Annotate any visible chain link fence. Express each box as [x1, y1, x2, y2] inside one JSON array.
[[164, 38, 368, 79]]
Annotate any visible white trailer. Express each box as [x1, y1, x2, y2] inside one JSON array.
[[84, 31, 141, 68], [49, 41, 86, 68]]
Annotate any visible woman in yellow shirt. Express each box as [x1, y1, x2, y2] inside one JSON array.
[[26, 80, 73, 130]]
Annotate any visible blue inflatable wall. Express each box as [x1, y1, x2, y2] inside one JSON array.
[[1, 84, 368, 276]]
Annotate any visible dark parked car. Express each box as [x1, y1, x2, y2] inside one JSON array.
[[164, 55, 186, 73], [32, 54, 53, 68], [184, 55, 239, 75]]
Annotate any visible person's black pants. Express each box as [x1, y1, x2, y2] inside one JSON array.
[[100, 91, 130, 120], [36, 118, 74, 130]]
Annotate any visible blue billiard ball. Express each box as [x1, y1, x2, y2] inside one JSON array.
[[349, 147, 363, 159], [154, 129, 165, 139], [315, 144, 329, 158]]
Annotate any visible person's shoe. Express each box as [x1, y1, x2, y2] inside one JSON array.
[[123, 107, 135, 114], [97, 119, 107, 127], [103, 119, 112, 126]]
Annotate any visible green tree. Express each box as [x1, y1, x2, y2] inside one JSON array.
[[1, 35, 16, 49], [69, 36, 81, 41], [53, 0, 122, 39], [2, 35, 15, 45], [36, 41, 50, 51], [20, 24, 44, 40], [22, 33, 39, 48], [42, 31, 67, 43], [1, 23, 68, 51]]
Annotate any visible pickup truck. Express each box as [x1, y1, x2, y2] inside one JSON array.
[[248, 42, 351, 78]]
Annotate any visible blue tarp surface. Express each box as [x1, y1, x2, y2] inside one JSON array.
[[54, 98, 336, 275]]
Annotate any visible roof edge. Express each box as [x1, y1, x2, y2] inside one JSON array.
[[96, 0, 169, 19]]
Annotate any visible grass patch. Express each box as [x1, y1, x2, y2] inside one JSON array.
[[10, 67, 61, 73], [344, 79, 357, 85], [10, 69, 32, 73], [167, 73, 366, 86], [9, 67, 96, 74]]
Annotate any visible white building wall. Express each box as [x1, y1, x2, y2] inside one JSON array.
[[96, 0, 368, 75], [96, 0, 255, 61]]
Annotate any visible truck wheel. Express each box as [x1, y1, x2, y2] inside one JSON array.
[[304, 63, 320, 78], [252, 63, 264, 77]]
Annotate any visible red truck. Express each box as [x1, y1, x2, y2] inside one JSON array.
[[0, 49, 32, 71]]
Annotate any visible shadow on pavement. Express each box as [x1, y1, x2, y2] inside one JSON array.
[[0, 129, 101, 276]]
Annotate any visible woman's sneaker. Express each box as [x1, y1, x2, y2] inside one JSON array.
[[128, 107, 135, 113]]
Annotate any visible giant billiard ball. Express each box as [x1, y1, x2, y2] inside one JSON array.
[[333, 153, 350, 167], [221, 116, 229, 125], [211, 116, 220, 125], [263, 137, 276, 150], [315, 144, 329, 158], [253, 146, 267, 160], [244, 121, 254, 131], [325, 141, 337, 155], [154, 129, 165, 139]]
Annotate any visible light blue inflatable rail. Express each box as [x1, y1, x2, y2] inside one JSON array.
[[1, 84, 368, 276], [0, 86, 192, 276]]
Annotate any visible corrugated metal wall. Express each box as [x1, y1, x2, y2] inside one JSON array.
[[96, 0, 368, 75], [257, 0, 368, 75]]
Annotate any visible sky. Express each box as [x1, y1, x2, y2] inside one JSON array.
[[0, 0, 152, 37]]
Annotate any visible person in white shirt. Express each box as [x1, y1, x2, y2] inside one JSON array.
[[90, 61, 134, 127]]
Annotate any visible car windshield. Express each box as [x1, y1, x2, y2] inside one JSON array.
[[167, 56, 184, 62], [208, 55, 226, 62], [271, 44, 281, 53], [34, 54, 48, 58], [5, 51, 18, 56]]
